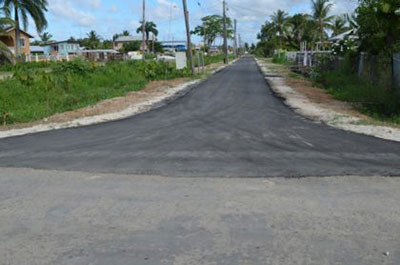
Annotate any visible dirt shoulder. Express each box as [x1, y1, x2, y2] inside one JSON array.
[[0, 61, 230, 139], [256, 58, 400, 142]]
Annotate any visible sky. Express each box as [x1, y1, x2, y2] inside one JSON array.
[[28, 0, 358, 45]]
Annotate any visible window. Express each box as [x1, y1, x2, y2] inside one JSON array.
[[20, 38, 26, 48]]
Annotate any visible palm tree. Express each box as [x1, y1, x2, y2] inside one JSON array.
[[86, 30, 101, 49], [311, 0, 334, 48], [136, 21, 158, 51], [122, 30, 130, 36], [331, 15, 349, 37], [270, 9, 291, 52], [1, 0, 48, 60], [39, 31, 52, 44], [0, 13, 14, 63]]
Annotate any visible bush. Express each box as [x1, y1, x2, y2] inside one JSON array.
[[314, 68, 400, 121], [272, 53, 288, 64]]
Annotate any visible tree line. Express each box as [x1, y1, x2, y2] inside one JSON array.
[[254, 0, 400, 60]]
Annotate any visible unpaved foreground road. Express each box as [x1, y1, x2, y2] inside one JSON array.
[[0, 168, 399, 265], [0, 57, 400, 177]]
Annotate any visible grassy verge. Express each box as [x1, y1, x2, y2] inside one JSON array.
[[314, 70, 400, 124], [0, 59, 191, 125]]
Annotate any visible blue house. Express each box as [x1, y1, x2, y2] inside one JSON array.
[[42, 40, 81, 56]]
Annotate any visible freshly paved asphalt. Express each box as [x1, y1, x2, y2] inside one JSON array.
[[1, 56, 400, 177]]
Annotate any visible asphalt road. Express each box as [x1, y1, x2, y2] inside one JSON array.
[[0, 56, 400, 177], [1, 168, 399, 265]]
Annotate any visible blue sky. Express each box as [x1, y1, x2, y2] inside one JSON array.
[[29, 0, 358, 45]]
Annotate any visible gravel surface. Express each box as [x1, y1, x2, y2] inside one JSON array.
[[0, 168, 399, 265]]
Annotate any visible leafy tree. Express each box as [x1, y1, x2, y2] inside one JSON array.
[[136, 21, 158, 51], [39, 31, 53, 44], [0, 13, 14, 63], [1, 0, 48, 59], [356, 0, 400, 56], [311, 0, 334, 46], [121, 41, 141, 53], [331, 15, 349, 37], [85, 30, 101, 49], [191, 15, 233, 46], [270, 9, 291, 51], [287, 13, 318, 50]]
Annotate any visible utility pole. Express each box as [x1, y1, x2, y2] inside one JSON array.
[[222, 0, 228, 64], [182, 0, 194, 75], [142, 0, 146, 59], [233, 19, 237, 57], [238, 34, 242, 55]]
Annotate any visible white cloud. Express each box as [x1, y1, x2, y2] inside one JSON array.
[[49, 0, 96, 27]]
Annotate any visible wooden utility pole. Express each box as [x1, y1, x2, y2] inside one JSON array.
[[182, 0, 194, 75], [142, 0, 146, 59], [222, 0, 229, 64], [233, 19, 237, 57]]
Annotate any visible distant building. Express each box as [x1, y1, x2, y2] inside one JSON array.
[[160, 40, 187, 52], [42, 40, 81, 56], [113, 36, 142, 51], [30, 46, 44, 55], [0, 27, 34, 56]]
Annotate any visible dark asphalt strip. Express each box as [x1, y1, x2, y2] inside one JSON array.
[[0, 56, 400, 177]]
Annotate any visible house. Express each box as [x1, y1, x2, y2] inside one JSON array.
[[328, 29, 358, 43], [113, 35, 143, 51], [42, 40, 81, 56], [0, 27, 33, 55]]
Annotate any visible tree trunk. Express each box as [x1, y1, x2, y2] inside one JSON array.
[[320, 21, 324, 51], [14, 6, 21, 61]]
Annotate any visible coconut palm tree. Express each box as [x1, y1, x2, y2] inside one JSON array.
[[1, 0, 48, 60], [331, 15, 349, 37], [136, 21, 158, 51], [39, 31, 52, 44], [311, 0, 334, 48], [270, 9, 291, 51], [86, 30, 101, 49], [0, 13, 14, 63]]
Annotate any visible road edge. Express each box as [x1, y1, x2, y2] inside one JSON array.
[[0, 60, 237, 139], [254, 57, 400, 143]]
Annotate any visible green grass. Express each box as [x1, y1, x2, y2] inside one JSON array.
[[193, 54, 236, 67], [314, 70, 400, 124], [0, 59, 191, 125]]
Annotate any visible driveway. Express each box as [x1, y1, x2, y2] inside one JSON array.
[[0, 56, 400, 177]]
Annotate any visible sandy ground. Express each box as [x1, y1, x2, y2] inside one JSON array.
[[256, 58, 400, 142], [0, 61, 228, 139]]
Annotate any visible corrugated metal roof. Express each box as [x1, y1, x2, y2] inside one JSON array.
[[30, 46, 44, 52], [114, 36, 142, 42]]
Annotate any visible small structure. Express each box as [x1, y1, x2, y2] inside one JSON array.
[[42, 40, 81, 56], [0, 27, 33, 55], [160, 41, 187, 52], [113, 36, 142, 51], [30, 46, 44, 55], [79, 49, 119, 61]]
